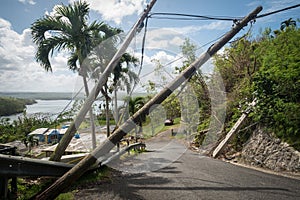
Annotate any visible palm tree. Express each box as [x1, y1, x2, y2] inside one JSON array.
[[280, 18, 296, 31], [31, 1, 116, 149], [128, 96, 145, 141], [112, 53, 139, 126], [87, 42, 139, 137]]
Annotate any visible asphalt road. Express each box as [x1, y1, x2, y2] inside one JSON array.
[[74, 131, 300, 200]]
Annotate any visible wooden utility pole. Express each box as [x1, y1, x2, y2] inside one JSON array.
[[36, 6, 262, 200], [49, 0, 158, 162], [212, 99, 256, 158]]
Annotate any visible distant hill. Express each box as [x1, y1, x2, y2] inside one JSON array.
[[0, 91, 148, 101], [0, 92, 84, 100], [0, 97, 36, 116]]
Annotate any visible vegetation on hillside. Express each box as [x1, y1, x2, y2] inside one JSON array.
[[212, 18, 300, 150], [0, 97, 36, 116]]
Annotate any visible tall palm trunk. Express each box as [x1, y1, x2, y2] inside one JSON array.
[[114, 88, 119, 125], [105, 97, 110, 137], [104, 86, 110, 137], [82, 75, 96, 149]]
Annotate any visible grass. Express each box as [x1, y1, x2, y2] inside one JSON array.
[[55, 192, 74, 200], [140, 117, 181, 139], [14, 166, 111, 200]]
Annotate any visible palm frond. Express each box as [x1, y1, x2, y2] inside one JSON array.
[[31, 16, 65, 43], [68, 53, 79, 72]]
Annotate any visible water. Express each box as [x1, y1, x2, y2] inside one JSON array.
[[1, 100, 75, 122], [1, 99, 125, 122]]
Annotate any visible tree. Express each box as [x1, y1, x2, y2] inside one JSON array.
[[112, 53, 139, 127], [280, 18, 296, 31], [128, 96, 145, 141], [212, 18, 300, 151], [87, 46, 138, 137], [253, 21, 300, 149], [31, 1, 115, 149]]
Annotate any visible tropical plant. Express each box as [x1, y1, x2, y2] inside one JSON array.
[[87, 47, 139, 137], [280, 18, 296, 31], [128, 96, 145, 141], [31, 1, 117, 149], [111, 53, 139, 125]]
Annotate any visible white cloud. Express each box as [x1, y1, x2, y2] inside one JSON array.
[[18, 0, 36, 5], [246, 0, 299, 23], [68, 0, 145, 25], [0, 18, 77, 92], [163, 21, 233, 34], [131, 49, 184, 92]]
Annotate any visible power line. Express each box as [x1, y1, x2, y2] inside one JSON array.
[[256, 4, 300, 18], [148, 4, 300, 21], [139, 31, 228, 79], [149, 12, 241, 21]]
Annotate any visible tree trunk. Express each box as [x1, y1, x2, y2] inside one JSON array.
[[105, 94, 110, 138], [114, 88, 119, 125], [83, 76, 97, 149]]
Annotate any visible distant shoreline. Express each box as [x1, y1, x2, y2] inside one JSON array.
[[0, 92, 82, 101], [0, 97, 37, 117], [0, 91, 147, 101]]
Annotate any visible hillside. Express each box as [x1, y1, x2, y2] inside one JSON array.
[[0, 97, 36, 116]]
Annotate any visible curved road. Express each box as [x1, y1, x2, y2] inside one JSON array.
[[75, 131, 300, 200]]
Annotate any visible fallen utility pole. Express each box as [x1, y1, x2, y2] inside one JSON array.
[[212, 99, 257, 158], [49, 0, 158, 162], [35, 6, 262, 200]]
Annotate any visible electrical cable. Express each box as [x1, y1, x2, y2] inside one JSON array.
[[149, 12, 242, 21], [58, 3, 300, 131], [148, 4, 300, 22], [141, 3, 300, 79], [256, 4, 300, 19], [139, 30, 227, 79]]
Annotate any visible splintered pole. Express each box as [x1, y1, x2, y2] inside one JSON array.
[[49, 0, 157, 162], [36, 6, 262, 200], [212, 99, 257, 158]]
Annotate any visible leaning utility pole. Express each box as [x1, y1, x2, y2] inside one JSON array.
[[212, 99, 257, 158], [36, 5, 262, 200], [49, 0, 158, 162]]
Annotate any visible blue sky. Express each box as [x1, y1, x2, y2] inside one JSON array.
[[0, 0, 299, 92]]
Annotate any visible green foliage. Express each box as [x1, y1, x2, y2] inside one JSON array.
[[0, 112, 63, 144], [16, 178, 53, 200], [213, 19, 300, 150], [252, 24, 300, 149], [55, 192, 74, 200], [162, 94, 181, 119], [180, 38, 197, 65], [0, 97, 36, 116], [15, 167, 110, 199], [176, 38, 211, 137]]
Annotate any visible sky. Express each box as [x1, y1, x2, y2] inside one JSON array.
[[0, 0, 299, 93]]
